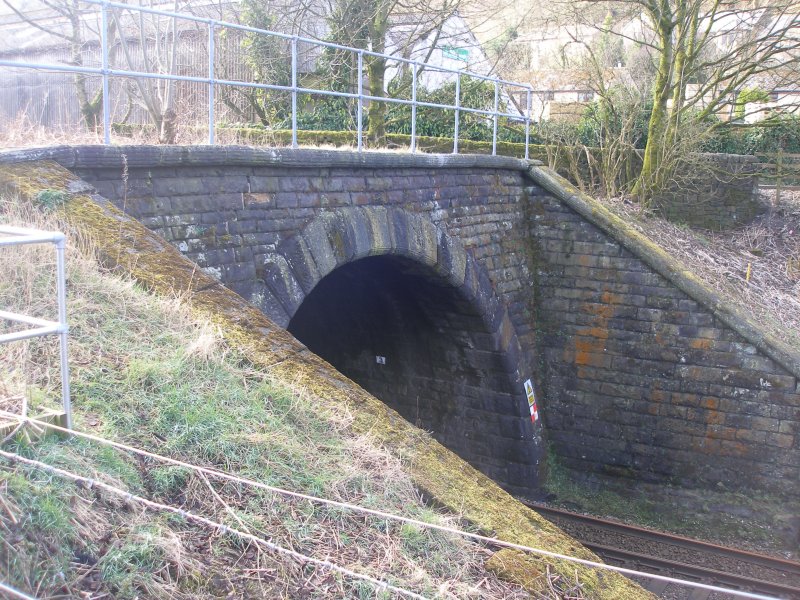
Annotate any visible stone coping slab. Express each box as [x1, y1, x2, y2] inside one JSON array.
[[0, 145, 542, 170]]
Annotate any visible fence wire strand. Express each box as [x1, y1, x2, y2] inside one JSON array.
[[0, 412, 781, 600]]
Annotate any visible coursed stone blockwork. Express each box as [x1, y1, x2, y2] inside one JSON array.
[[63, 147, 545, 496], [529, 168, 798, 494], [5, 145, 794, 496], [654, 153, 763, 230]]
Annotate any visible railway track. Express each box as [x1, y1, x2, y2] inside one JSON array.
[[524, 502, 800, 599]]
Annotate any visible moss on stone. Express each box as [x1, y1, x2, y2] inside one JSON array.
[[0, 159, 653, 599], [486, 549, 547, 593]]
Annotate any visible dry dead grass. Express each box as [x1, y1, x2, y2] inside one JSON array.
[[603, 189, 800, 348]]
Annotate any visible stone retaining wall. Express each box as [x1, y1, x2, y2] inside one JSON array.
[[653, 153, 763, 230], [529, 168, 798, 493]]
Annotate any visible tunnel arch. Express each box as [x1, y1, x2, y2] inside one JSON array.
[[251, 207, 544, 493]]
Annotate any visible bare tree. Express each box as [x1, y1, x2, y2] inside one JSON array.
[[108, 1, 187, 144], [1, 0, 116, 132], [550, 0, 800, 199], [2, 0, 193, 142], [238, 0, 495, 145]]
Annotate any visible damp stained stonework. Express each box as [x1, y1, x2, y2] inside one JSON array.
[[2, 146, 797, 504]]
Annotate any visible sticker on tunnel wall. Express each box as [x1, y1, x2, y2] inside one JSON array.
[[524, 379, 539, 423]]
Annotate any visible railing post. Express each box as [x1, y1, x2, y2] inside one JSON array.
[[525, 86, 532, 160], [291, 37, 298, 149], [208, 22, 215, 145], [411, 63, 417, 154], [357, 50, 363, 153], [453, 73, 460, 154], [100, 0, 110, 145], [492, 81, 499, 156], [54, 234, 71, 430]]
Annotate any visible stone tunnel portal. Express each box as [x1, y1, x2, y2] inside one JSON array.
[[287, 254, 539, 492]]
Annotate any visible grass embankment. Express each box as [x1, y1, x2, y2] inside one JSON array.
[[0, 201, 528, 599]]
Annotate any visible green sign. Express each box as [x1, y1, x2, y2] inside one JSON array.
[[441, 45, 469, 62]]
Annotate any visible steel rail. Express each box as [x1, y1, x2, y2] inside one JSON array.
[[585, 543, 800, 600], [0, 227, 71, 428], [527, 502, 800, 575], [0, 59, 527, 122], [526, 502, 800, 598]]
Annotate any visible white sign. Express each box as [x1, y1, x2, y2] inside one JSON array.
[[524, 379, 539, 423], [376, 356, 386, 365]]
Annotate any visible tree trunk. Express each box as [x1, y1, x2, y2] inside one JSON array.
[[367, 56, 387, 145], [633, 17, 674, 199], [366, 1, 389, 146]]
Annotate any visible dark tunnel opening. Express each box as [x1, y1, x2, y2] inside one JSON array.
[[287, 255, 535, 489]]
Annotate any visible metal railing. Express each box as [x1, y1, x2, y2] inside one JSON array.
[[0, 226, 71, 430], [0, 0, 533, 158]]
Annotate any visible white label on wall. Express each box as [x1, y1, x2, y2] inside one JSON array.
[[376, 356, 386, 365]]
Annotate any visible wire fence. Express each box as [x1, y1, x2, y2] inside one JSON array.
[[0, 411, 782, 600], [0, 0, 533, 156]]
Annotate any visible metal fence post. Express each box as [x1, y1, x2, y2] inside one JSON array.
[[291, 37, 298, 149], [525, 86, 532, 160], [411, 63, 417, 154], [357, 50, 363, 153], [208, 22, 215, 145], [453, 74, 460, 154], [100, 0, 110, 145], [492, 81, 499, 156], [54, 234, 71, 429], [0, 227, 72, 431]]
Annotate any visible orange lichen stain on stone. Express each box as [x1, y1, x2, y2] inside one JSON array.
[[704, 409, 725, 426], [600, 290, 624, 305], [575, 350, 610, 368], [689, 338, 713, 350], [574, 332, 608, 366], [570, 290, 618, 366]]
